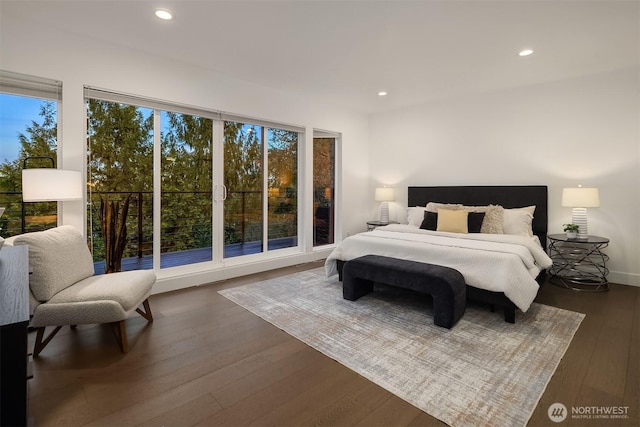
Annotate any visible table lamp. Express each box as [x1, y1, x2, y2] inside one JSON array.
[[561, 186, 599, 239], [374, 187, 395, 223]]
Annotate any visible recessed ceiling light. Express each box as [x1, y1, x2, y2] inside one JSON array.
[[519, 49, 534, 57], [378, 91, 388, 97], [155, 9, 173, 20]]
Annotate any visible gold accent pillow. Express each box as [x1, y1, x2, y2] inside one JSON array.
[[436, 209, 469, 233]]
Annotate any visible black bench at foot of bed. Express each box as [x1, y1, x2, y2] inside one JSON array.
[[337, 259, 528, 324], [342, 255, 466, 329]]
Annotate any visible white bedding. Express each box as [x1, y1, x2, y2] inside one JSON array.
[[325, 224, 553, 313]]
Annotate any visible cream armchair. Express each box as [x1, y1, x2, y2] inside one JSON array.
[[6, 225, 155, 356]]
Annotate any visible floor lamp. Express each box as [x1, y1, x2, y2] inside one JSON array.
[[22, 161, 83, 233]]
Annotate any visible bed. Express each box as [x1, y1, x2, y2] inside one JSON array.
[[325, 185, 552, 323]]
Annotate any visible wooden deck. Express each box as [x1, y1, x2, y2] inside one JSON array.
[[94, 237, 297, 274]]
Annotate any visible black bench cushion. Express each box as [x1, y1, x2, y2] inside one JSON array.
[[343, 255, 466, 328]]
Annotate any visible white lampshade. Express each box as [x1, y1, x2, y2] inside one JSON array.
[[374, 187, 395, 202], [22, 169, 83, 202], [561, 187, 600, 208]]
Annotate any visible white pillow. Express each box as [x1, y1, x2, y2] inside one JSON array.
[[407, 206, 426, 227], [503, 206, 535, 237]]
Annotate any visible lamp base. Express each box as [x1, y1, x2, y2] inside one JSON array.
[[379, 202, 389, 223], [572, 207, 589, 239]]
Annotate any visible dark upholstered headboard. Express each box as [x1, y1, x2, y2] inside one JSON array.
[[408, 186, 548, 249]]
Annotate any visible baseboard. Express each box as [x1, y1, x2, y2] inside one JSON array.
[[151, 248, 333, 294], [608, 270, 640, 287]]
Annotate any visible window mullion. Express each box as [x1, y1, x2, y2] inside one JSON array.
[[153, 110, 162, 271], [262, 127, 268, 253]]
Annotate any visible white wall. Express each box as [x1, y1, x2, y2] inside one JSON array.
[[4, 10, 638, 288], [0, 14, 371, 292], [370, 68, 640, 286]]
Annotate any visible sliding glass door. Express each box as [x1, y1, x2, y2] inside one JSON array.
[[223, 122, 263, 257], [87, 99, 154, 274], [160, 111, 213, 268], [86, 88, 301, 272], [223, 121, 299, 258], [267, 128, 298, 250]]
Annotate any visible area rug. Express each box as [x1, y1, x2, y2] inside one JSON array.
[[219, 268, 584, 426]]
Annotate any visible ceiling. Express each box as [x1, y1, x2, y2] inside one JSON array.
[[2, 0, 638, 114]]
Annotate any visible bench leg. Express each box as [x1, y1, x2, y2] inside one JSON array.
[[343, 277, 373, 301], [432, 297, 456, 329]]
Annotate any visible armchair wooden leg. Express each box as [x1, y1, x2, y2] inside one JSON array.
[[33, 326, 63, 357], [111, 320, 129, 353], [110, 299, 152, 353], [135, 298, 153, 323]]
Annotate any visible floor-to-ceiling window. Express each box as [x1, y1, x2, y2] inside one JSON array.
[[160, 111, 213, 268], [313, 135, 337, 246], [267, 128, 298, 250], [85, 88, 302, 272], [223, 122, 264, 257], [0, 70, 61, 237], [223, 121, 300, 258], [87, 99, 154, 274]]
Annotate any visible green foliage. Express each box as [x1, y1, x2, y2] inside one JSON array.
[[88, 100, 153, 193], [563, 223, 579, 233], [3, 97, 302, 263], [0, 101, 58, 237]]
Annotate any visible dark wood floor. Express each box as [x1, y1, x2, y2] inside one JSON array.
[[27, 263, 639, 426]]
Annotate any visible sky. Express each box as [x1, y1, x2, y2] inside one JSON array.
[[0, 94, 277, 167], [0, 93, 53, 163]]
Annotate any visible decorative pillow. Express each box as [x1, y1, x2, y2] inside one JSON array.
[[407, 206, 426, 227], [436, 209, 469, 233], [468, 212, 486, 233], [425, 202, 464, 213], [464, 205, 504, 234], [420, 211, 438, 231], [10, 225, 95, 302], [503, 205, 536, 237], [428, 203, 504, 234], [420, 211, 485, 233]]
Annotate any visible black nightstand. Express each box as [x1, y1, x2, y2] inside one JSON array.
[[366, 220, 398, 231], [548, 234, 609, 292]]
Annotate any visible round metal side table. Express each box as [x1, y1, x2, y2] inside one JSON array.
[[548, 234, 609, 292]]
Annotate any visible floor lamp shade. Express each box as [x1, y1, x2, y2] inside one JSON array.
[[562, 187, 599, 238], [22, 169, 83, 202], [375, 187, 395, 223]]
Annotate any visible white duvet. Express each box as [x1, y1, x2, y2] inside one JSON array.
[[325, 224, 553, 312]]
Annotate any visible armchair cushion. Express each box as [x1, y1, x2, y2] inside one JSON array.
[[48, 270, 155, 310], [31, 270, 155, 327], [8, 225, 95, 302]]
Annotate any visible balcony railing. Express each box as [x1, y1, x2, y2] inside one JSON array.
[[0, 189, 300, 272]]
